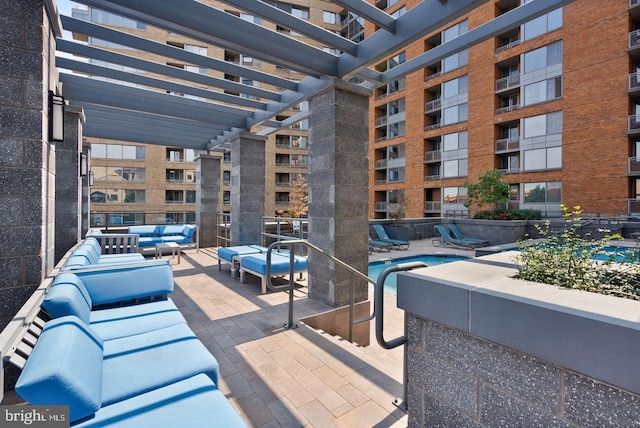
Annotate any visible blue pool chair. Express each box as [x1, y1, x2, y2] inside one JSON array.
[[372, 224, 410, 250]]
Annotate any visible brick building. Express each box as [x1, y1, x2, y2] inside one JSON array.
[[371, 0, 635, 219]]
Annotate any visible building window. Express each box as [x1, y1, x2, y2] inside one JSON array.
[[323, 11, 339, 24], [443, 187, 468, 204], [443, 75, 468, 99], [91, 144, 145, 160], [91, 167, 145, 182], [442, 20, 468, 73], [523, 77, 562, 106], [523, 147, 562, 171], [443, 103, 468, 125], [185, 190, 196, 204], [522, 111, 562, 139], [443, 131, 468, 151], [91, 189, 145, 204], [522, 2, 562, 41], [523, 41, 562, 74], [523, 182, 562, 203]]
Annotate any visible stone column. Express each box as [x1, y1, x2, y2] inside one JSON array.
[[54, 108, 84, 263], [230, 132, 266, 246], [196, 154, 221, 248], [0, 0, 60, 330], [307, 80, 372, 308]]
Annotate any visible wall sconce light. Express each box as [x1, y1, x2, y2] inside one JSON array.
[[49, 91, 64, 142], [89, 171, 94, 187], [79, 153, 88, 177]]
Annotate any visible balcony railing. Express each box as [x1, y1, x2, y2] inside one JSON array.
[[374, 202, 388, 211], [629, 115, 640, 133], [628, 157, 640, 175], [424, 174, 441, 181], [495, 104, 520, 114], [375, 159, 387, 168], [275, 200, 290, 205], [497, 167, 520, 175], [424, 201, 441, 212], [495, 73, 520, 92], [424, 70, 442, 81], [629, 198, 640, 213], [424, 150, 442, 163], [630, 72, 640, 91], [424, 121, 442, 131], [495, 137, 520, 152], [631, 0, 640, 7], [375, 116, 388, 127], [495, 39, 520, 54], [629, 29, 640, 49], [275, 181, 292, 186], [424, 98, 441, 113]]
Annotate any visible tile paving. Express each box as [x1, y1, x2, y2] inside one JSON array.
[[170, 239, 475, 427]]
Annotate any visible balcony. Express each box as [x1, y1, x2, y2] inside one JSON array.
[[495, 39, 520, 54], [424, 174, 441, 181], [424, 70, 442, 82], [424, 150, 442, 163], [424, 201, 441, 212], [497, 167, 520, 175], [629, 29, 640, 56], [375, 159, 387, 169], [375, 116, 388, 127], [424, 98, 442, 113], [495, 137, 519, 153], [629, 198, 640, 213], [424, 121, 442, 131], [628, 157, 640, 175], [495, 104, 520, 114], [374, 201, 388, 212], [631, 0, 640, 20], [495, 73, 520, 92], [275, 181, 291, 186], [630, 72, 640, 94], [628, 115, 640, 134]]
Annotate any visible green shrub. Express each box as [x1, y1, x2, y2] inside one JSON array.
[[472, 208, 541, 220], [514, 205, 640, 300]]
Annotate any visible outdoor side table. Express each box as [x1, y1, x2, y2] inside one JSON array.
[[155, 242, 181, 264]]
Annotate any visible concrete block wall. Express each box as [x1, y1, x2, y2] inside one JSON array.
[[406, 316, 640, 427], [398, 251, 640, 427], [0, 0, 59, 330]]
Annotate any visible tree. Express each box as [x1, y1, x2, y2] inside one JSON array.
[[464, 169, 510, 211], [288, 174, 308, 218]]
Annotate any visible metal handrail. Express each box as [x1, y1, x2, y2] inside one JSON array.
[[264, 239, 376, 342], [373, 261, 428, 412]]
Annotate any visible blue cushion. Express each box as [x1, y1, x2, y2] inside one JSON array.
[[161, 235, 191, 245], [160, 225, 185, 235], [101, 323, 220, 405], [128, 225, 160, 237], [72, 262, 174, 306], [218, 245, 266, 263], [75, 375, 246, 428], [241, 253, 308, 275], [138, 236, 163, 247], [183, 225, 196, 238], [88, 299, 187, 341], [15, 316, 104, 423], [42, 282, 92, 324]]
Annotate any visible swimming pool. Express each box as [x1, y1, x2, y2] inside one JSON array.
[[368, 254, 469, 294]]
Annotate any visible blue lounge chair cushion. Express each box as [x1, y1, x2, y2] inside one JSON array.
[[72, 262, 174, 306], [75, 375, 246, 428], [218, 245, 266, 263], [43, 275, 186, 340], [160, 235, 193, 245], [241, 253, 308, 275], [15, 316, 104, 423], [101, 323, 220, 406], [88, 299, 186, 341]]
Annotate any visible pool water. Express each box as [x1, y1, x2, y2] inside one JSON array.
[[368, 254, 468, 294]]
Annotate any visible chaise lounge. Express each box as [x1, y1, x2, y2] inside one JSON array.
[[372, 224, 410, 250], [239, 252, 308, 293], [217, 245, 268, 277]]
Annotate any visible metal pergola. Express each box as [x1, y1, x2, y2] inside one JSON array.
[[53, 0, 573, 151]]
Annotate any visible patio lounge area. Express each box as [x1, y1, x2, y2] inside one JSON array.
[[64, 239, 468, 427]]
